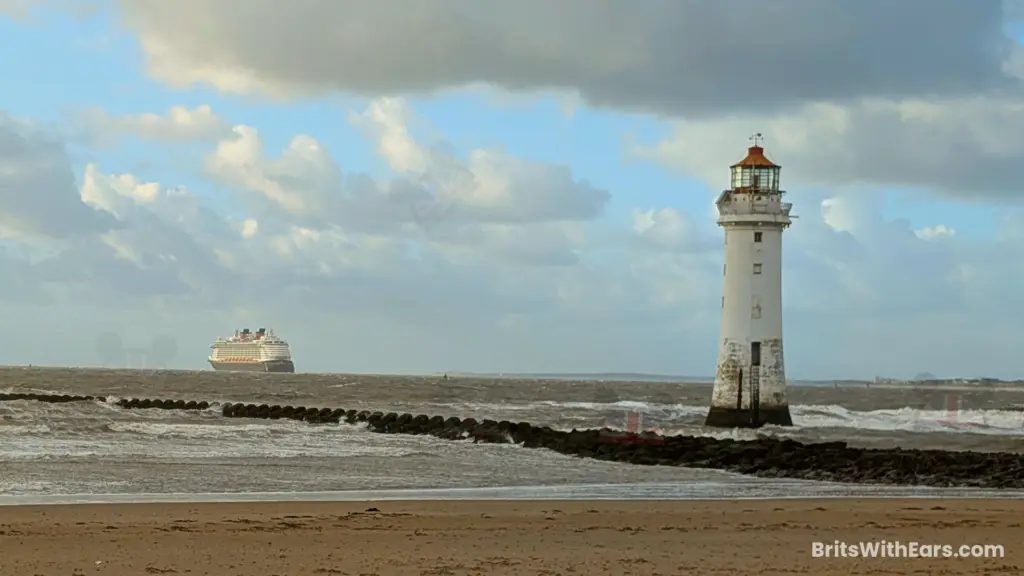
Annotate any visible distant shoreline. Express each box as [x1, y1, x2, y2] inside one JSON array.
[[2, 364, 1023, 390], [438, 372, 1024, 388]]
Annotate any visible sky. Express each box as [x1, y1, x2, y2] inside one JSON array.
[[1, 0, 1024, 379]]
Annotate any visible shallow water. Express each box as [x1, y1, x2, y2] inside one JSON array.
[[2, 367, 1023, 500]]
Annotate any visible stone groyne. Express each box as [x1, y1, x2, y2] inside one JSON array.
[[2, 392, 1022, 489]]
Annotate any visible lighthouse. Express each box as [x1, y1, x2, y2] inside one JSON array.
[[705, 134, 794, 428]]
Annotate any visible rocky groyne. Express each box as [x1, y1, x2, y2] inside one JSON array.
[[2, 392, 1023, 489]]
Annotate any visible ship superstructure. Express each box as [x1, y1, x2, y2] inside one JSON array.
[[208, 328, 294, 373]]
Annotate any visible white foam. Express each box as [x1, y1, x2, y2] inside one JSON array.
[[0, 424, 51, 435], [790, 405, 1024, 435], [528, 400, 1024, 437], [0, 418, 450, 460], [105, 421, 311, 439], [656, 405, 1024, 438], [543, 400, 656, 411]]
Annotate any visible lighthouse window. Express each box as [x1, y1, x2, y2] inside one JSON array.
[[754, 231, 762, 242], [751, 341, 762, 366], [753, 263, 762, 274]]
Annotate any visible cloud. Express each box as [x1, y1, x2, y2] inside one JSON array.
[[10, 2, 1024, 377], [1, 0, 97, 19], [116, 0, 1019, 117], [350, 97, 611, 225], [0, 97, 717, 373], [4, 96, 1024, 378], [75, 104, 231, 144], [16, 98, 621, 321], [0, 0, 40, 16], [0, 113, 118, 240], [204, 97, 609, 231], [915, 225, 956, 241], [631, 207, 718, 254], [110, 0, 1024, 206], [633, 96, 1024, 201]]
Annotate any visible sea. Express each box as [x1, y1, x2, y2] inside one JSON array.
[[2, 367, 1024, 505]]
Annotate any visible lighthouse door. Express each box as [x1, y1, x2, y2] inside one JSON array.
[[749, 342, 762, 426]]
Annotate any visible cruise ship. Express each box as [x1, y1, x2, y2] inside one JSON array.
[[208, 328, 294, 373]]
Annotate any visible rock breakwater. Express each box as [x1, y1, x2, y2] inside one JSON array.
[[2, 393, 1022, 489]]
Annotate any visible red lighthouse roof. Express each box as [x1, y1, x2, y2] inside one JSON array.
[[731, 145, 777, 168]]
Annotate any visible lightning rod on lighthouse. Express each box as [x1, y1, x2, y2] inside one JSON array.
[[705, 134, 794, 428]]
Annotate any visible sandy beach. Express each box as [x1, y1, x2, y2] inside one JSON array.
[[3, 369, 1024, 574], [0, 499, 1019, 575]]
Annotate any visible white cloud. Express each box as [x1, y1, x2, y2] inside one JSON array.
[[98, 0, 1024, 207], [0, 0, 29, 14], [204, 98, 609, 232], [204, 125, 326, 215], [0, 0, 51, 16], [3, 95, 1024, 379], [239, 218, 258, 239], [76, 104, 231, 144], [0, 113, 118, 240], [915, 225, 956, 241], [0, 97, 695, 373], [633, 96, 1024, 201], [5, 0, 1015, 381], [349, 98, 430, 174], [0, 0, 97, 19], [631, 207, 714, 252]]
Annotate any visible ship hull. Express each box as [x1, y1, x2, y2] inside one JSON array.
[[208, 360, 294, 373]]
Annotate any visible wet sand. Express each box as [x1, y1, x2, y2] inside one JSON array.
[[1, 499, 1019, 575]]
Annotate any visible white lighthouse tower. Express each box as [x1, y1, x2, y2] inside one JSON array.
[[705, 134, 794, 428]]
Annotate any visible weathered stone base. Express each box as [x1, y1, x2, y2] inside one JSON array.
[[705, 405, 793, 428]]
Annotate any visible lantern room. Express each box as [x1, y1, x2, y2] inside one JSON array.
[[730, 133, 780, 192]]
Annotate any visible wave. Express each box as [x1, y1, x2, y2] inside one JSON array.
[[790, 405, 1024, 435], [103, 421, 307, 439], [0, 398, 466, 461], [443, 400, 1024, 437], [3, 395, 1023, 442], [0, 427, 440, 461]]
